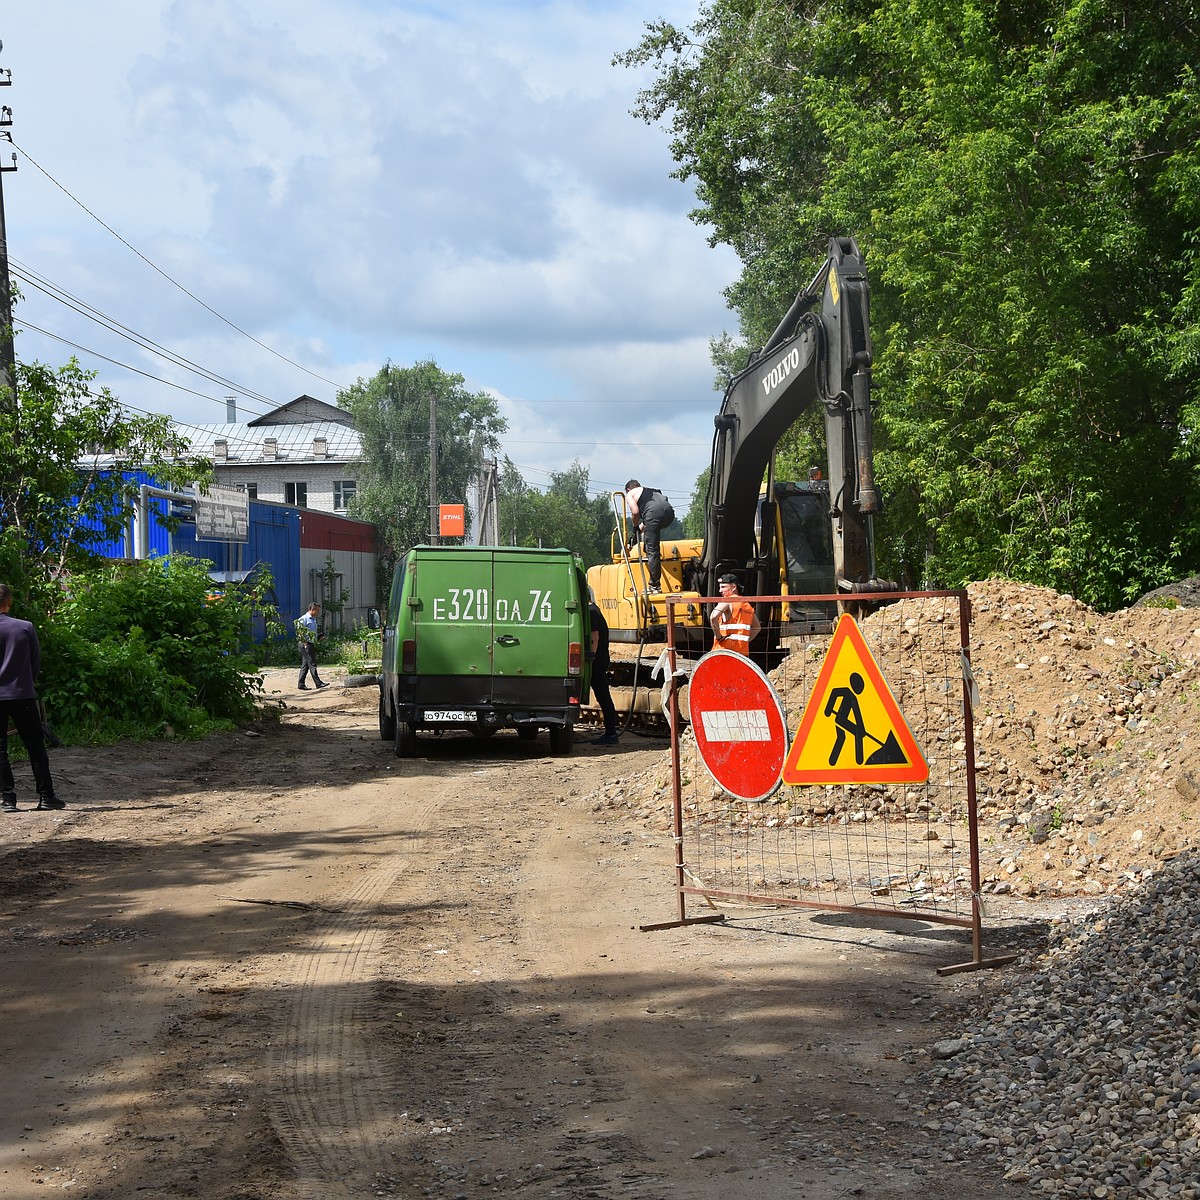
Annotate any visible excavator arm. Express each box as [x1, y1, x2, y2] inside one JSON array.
[[698, 236, 881, 595]]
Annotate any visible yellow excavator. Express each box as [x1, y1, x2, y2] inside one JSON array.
[[587, 237, 893, 719]]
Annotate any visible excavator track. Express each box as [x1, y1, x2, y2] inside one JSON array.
[[581, 651, 692, 735]]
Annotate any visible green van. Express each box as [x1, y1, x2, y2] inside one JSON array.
[[378, 545, 590, 757]]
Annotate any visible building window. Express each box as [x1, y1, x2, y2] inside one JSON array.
[[285, 482, 308, 507], [334, 479, 357, 511], [233, 482, 258, 500]]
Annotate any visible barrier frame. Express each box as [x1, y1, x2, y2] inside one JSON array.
[[642, 588, 1016, 975]]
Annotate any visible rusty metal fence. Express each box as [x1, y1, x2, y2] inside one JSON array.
[[650, 588, 1013, 974]]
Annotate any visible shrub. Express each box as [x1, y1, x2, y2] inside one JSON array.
[[37, 556, 273, 741]]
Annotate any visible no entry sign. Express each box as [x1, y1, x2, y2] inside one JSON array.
[[688, 649, 789, 801]]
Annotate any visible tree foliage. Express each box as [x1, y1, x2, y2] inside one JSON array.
[[0, 357, 208, 600], [340, 360, 506, 568], [39, 556, 272, 740], [681, 466, 711, 539], [622, 0, 1200, 609], [0, 354, 277, 743], [496, 458, 615, 566]]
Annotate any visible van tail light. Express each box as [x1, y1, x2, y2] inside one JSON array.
[[567, 641, 582, 676], [402, 639, 417, 673]]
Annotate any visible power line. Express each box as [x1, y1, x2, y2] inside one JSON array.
[[11, 259, 281, 415], [9, 135, 349, 393], [15, 319, 256, 408]]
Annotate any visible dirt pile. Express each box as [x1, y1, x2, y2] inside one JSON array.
[[598, 578, 1200, 900], [958, 578, 1200, 896]]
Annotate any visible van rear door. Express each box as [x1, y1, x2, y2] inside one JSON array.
[[414, 551, 494, 676], [490, 550, 572, 683]]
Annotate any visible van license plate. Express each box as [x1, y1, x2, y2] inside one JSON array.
[[423, 709, 474, 722]]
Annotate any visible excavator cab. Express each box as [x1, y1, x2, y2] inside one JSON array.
[[770, 480, 838, 631]]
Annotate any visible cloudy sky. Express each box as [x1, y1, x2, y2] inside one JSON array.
[[2, 0, 741, 513]]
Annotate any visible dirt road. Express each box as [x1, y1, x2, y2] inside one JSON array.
[[0, 670, 1044, 1200]]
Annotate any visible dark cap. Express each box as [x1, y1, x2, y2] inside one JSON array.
[[716, 573, 738, 585]]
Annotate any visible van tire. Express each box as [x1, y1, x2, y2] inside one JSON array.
[[378, 690, 395, 741], [394, 719, 416, 758], [549, 724, 574, 756], [346, 673, 379, 689]]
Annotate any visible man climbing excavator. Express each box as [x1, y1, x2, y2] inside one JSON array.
[[588, 236, 892, 659]]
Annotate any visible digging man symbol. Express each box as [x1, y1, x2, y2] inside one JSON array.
[[823, 671, 906, 767]]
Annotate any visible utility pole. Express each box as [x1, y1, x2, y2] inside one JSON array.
[[0, 44, 17, 414], [428, 393, 438, 544], [477, 456, 498, 546]]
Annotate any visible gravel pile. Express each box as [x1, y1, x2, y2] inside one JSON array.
[[923, 849, 1200, 1198]]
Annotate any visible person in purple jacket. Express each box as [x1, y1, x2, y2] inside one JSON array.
[[0, 583, 63, 812]]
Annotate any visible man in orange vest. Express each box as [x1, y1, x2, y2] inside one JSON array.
[[710, 574, 761, 656]]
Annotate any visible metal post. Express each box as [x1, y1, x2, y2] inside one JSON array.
[[639, 596, 725, 933], [136, 485, 150, 560], [0, 58, 18, 413], [428, 394, 438, 544], [938, 590, 1018, 975]]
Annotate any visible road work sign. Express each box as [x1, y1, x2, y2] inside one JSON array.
[[688, 648, 789, 801], [782, 614, 928, 785]]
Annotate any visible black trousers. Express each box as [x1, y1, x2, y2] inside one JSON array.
[[639, 495, 676, 588], [298, 641, 323, 687], [0, 698, 56, 801], [590, 664, 618, 736]]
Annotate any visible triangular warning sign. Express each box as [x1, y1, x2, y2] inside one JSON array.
[[782, 614, 928, 785]]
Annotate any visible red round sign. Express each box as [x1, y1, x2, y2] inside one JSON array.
[[688, 649, 789, 802]]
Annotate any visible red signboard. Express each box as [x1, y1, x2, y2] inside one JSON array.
[[687, 649, 789, 801]]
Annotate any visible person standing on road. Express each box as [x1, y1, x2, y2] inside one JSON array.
[[624, 480, 675, 594], [295, 602, 330, 691], [587, 594, 619, 747], [710, 574, 761, 657], [0, 583, 64, 813]]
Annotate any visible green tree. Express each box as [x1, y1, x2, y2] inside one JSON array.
[[622, 0, 1200, 610], [340, 360, 506, 568], [0, 357, 209, 602], [681, 466, 710, 539], [497, 458, 614, 566]]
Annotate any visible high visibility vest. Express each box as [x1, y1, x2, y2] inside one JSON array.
[[713, 601, 755, 656]]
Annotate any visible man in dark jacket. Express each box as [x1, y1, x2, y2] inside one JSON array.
[[0, 583, 63, 812]]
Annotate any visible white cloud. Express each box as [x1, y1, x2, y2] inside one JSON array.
[[2, 0, 740, 497]]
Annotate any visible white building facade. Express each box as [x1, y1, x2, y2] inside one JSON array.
[[184, 395, 363, 516]]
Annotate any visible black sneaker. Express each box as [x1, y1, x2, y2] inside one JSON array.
[[36, 796, 66, 811], [1, 799, 16, 814], [297, 684, 311, 690], [315, 682, 331, 690]]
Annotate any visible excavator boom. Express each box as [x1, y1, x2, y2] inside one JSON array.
[[700, 236, 878, 595]]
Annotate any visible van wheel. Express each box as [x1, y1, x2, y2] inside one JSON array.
[[378, 690, 395, 741], [516, 725, 539, 741], [394, 720, 416, 758], [549, 724, 574, 755]]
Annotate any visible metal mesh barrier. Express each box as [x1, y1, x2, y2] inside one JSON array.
[[656, 589, 1011, 973]]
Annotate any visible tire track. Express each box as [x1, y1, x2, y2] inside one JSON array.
[[268, 789, 445, 1197]]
